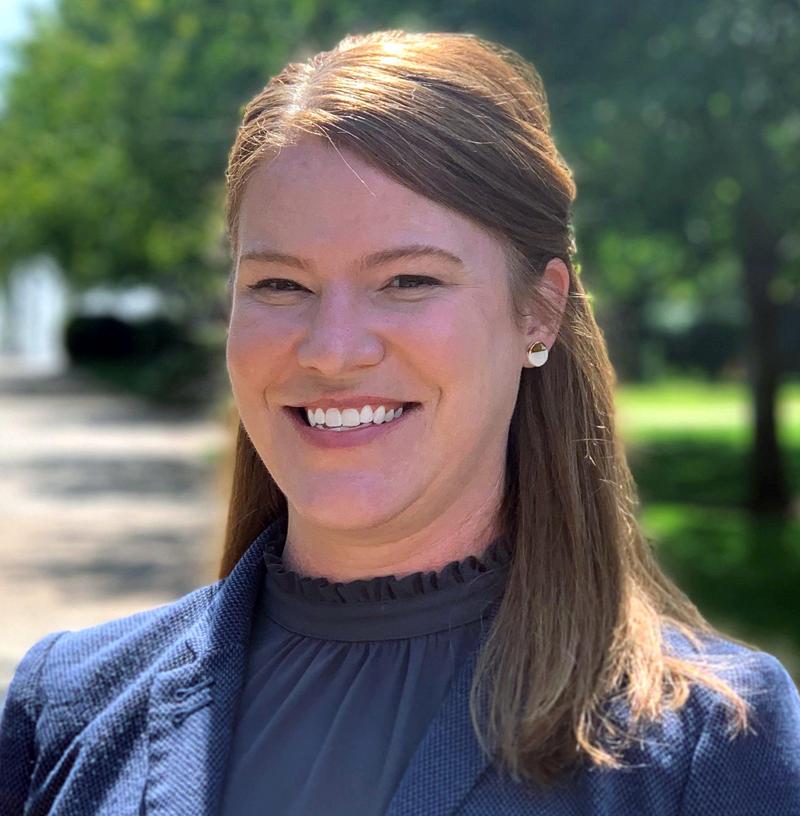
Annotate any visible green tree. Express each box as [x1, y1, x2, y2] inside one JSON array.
[[0, 0, 355, 315], [407, 0, 799, 512], [570, 0, 799, 512]]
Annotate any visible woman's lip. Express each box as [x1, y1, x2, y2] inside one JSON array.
[[283, 403, 422, 448]]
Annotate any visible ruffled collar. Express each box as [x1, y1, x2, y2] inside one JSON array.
[[259, 515, 513, 641]]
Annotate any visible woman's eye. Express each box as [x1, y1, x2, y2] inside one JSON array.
[[247, 278, 306, 293], [387, 275, 442, 289]]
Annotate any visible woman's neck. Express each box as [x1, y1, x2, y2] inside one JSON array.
[[281, 479, 505, 582]]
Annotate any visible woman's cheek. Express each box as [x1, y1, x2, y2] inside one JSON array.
[[226, 315, 281, 388], [406, 301, 473, 360]]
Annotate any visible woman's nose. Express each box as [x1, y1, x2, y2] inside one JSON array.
[[295, 290, 384, 376]]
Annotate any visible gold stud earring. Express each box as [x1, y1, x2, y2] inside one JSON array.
[[527, 341, 549, 367]]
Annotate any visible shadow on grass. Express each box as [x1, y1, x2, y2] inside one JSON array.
[[628, 432, 800, 508], [7, 526, 212, 601]]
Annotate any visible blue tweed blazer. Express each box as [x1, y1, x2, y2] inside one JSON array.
[[2, 524, 800, 815]]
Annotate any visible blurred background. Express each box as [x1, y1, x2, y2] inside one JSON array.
[[1, 0, 798, 701]]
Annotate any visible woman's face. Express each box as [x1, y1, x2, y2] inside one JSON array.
[[227, 137, 556, 538]]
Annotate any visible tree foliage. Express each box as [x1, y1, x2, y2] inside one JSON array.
[[0, 0, 354, 310]]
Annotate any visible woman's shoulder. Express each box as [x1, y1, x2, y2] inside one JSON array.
[[4, 527, 269, 719], [474, 628, 800, 814], [661, 622, 798, 709], [656, 623, 800, 813], [3, 578, 224, 716], [657, 623, 798, 749], [663, 619, 783, 667], [0, 578, 231, 813]]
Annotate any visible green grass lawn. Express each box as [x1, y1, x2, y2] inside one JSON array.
[[616, 379, 800, 677]]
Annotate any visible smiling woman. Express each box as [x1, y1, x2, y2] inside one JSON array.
[[2, 28, 799, 816], [223, 133, 570, 574]]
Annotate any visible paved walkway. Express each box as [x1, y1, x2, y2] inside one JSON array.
[[0, 358, 229, 702]]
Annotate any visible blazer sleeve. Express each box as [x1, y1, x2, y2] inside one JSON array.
[[679, 651, 800, 816], [0, 631, 68, 816]]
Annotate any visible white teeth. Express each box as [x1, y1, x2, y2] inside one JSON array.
[[324, 408, 342, 427], [304, 403, 411, 429], [341, 408, 361, 427]]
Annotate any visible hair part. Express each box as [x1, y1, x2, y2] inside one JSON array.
[[219, 29, 756, 788]]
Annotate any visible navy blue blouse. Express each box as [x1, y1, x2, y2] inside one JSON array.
[[218, 515, 512, 816]]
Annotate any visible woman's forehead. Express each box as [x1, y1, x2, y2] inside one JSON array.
[[237, 140, 503, 266], [241, 140, 441, 225]]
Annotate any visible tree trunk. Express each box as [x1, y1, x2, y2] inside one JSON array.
[[741, 229, 790, 513]]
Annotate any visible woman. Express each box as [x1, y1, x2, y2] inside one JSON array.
[[2, 29, 799, 816]]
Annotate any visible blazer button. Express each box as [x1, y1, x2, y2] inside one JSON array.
[[173, 677, 215, 701]]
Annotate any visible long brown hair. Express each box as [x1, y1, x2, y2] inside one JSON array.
[[218, 29, 756, 787]]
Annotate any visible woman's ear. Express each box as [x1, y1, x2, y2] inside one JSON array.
[[524, 257, 570, 349]]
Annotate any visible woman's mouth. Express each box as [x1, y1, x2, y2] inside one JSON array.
[[296, 402, 419, 429], [283, 402, 423, 448]]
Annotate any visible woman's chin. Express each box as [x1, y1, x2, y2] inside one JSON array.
[[288, 489, 414, 531]]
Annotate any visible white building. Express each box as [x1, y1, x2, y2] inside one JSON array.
[[0, 255, 168, 375]]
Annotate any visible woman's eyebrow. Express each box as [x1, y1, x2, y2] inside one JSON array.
[[238, 244, 464, 273]]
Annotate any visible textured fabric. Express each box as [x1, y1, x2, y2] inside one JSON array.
[[451, 644, 800, 816], [218, 515, 512, 816], [1, 518, 799, 815]]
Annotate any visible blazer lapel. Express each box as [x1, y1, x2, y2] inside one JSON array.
[[143, 521, 502, 816], [142, 523, 274, 815]]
